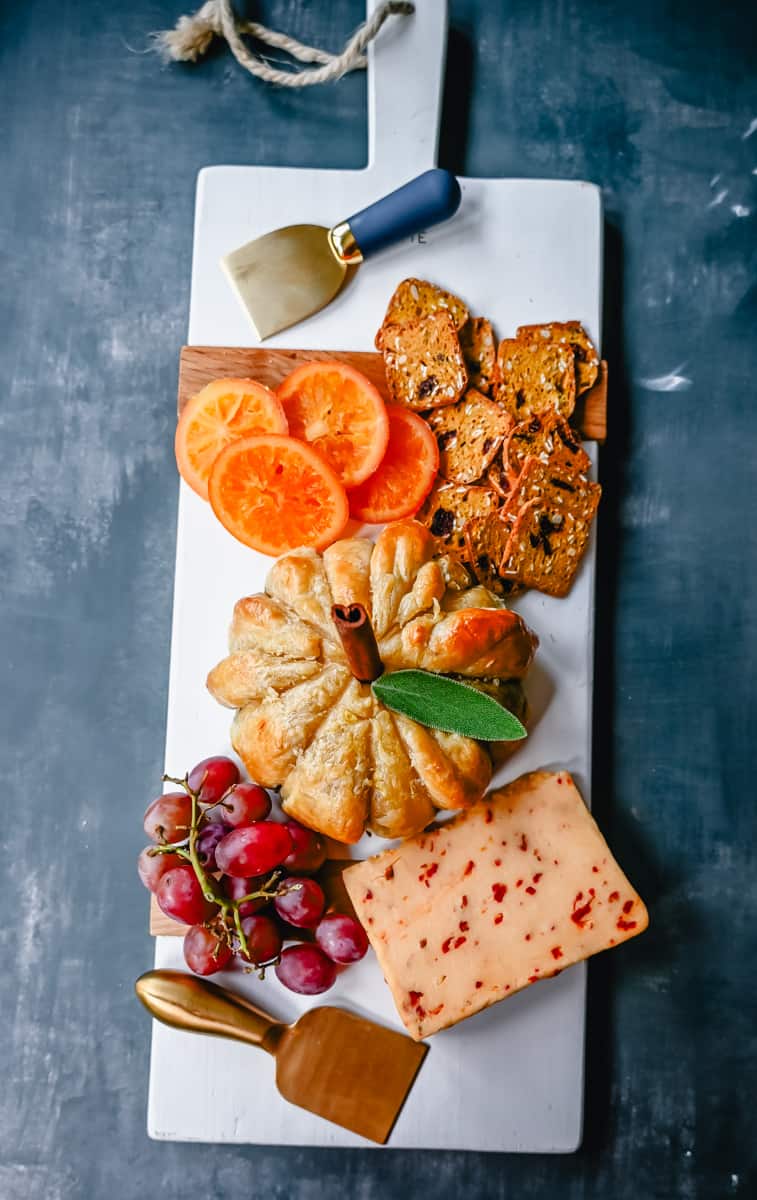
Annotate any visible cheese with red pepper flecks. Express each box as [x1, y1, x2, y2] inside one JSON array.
[[343, 769, 648, 1040]]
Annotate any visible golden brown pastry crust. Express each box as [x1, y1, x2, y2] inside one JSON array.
[[393, 716, 492, 811], [208, 521, 538, 843], [323, 537, 373, 614], [280, 680, 373, 844], [229, 595, 321, 660], [369, 708, 437, 838], [231, 665, 351, 788], [207, 649, 321, 709]]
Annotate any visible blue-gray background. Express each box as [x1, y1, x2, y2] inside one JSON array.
[[2, 2, 755, 1197]]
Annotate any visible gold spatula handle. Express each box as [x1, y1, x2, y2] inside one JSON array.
[[135, 969, 286, 1055]]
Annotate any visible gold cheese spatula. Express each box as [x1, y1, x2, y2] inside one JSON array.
[[136, 969, 427, 1144], [221, 167, 461, 340]]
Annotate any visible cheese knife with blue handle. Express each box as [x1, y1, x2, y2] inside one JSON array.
[[220, 167, 461, 340]]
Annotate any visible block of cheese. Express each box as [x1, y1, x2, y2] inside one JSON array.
[[343, 770, 648, 1040]]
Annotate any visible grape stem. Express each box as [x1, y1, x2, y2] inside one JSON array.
[[159, 769, 283, 963], [147, 840, 190, 856], [187, 791, 227, 906], [231, 903, 250, 961], [235, 870, 284, 909], [200, 792, 235, 818]]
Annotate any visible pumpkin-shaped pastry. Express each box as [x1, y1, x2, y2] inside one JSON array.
[[207, 521, 538, 843]]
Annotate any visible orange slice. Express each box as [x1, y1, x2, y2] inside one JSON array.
[[348, 407, 440, 525], [175, 378, 288, 500], [277, 361, 390, 488], [208, 434, 349, 556]]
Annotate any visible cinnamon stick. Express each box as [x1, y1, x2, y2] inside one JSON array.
[[331, 603, 383, 683]]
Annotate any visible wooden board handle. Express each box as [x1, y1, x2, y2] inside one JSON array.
[[367, 0, 448, 177]]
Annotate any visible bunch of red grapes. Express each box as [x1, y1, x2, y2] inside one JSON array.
[[138, 756, 368, 994]]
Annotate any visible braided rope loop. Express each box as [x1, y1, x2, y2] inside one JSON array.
[[152, 1, 415, 86]]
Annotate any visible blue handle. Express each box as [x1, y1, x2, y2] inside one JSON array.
[[346, 169, 461, 260]]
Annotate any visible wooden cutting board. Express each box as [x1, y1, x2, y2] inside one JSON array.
[[176, 346, 608, 441]]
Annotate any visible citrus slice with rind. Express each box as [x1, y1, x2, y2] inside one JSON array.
[[348, 407, 439, 524], [175, 378, 288, 500], [277, 361, 389, 488], [208, 434, 349, 556]]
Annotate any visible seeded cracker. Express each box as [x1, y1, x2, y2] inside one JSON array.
[[464, 513, 524, 598], [425, 389, 513, 484], [504, 411, 591, 482], [499, 457, 601, 598], [459, 317, 498, 393], [516, 320, 600, 394], [495, 338, 576, 421], [377, 278, 469, 342], [416, 479, 500, 557], [377, 311, 468, 411], [484, 451, 512, 500]]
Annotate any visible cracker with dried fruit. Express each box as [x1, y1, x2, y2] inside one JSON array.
[[378, 276, 469, 335], [499, 457, 601, 597], [516, 320, 600, 394], [495, 337, 577, 421], [377, 310, 468, 410], [425, 389, 512, 484], [459, 316, 498, 393], [504, 410, 591, 483], [416, 478, 501, 556]]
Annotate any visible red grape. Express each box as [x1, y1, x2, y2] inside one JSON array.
[[156, 864, 217, 925], [282, 821, 327, 874], [187, 756, 240, 804], [183, 925, 233, 976], [215, 822, 292, 878], [218, 782, 271, 826], [315, 913, 369, 964], [196, 821, 231, 871], [137, 846, 183, 892], [239, 914, 282, 965], [274, 877, 325, 929], [276, 945, 336, 995], [143, 792, 192, 843], [222, 873, 272, 917]]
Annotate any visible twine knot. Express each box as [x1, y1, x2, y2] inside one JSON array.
[[152, 1, 415, 86]]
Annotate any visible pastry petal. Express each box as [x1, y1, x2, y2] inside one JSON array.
[[430, 727, 493, 805], [229, 594, 321, 660], [393, 713, 491, 811], [395, 560, 446, 628], [440, 584, 501, 612], [280, 680, 374, 844], [266, 548, 341, 652], [370, 521, 436, 636], [207, 650, 321, 709], [231, 664, 350, 787], [399, 607, 538, 678], [323, 537, 373, 615], [369, 708, 436, 839]]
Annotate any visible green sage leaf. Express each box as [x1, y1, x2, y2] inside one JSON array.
[[372, 670, 527, 741]]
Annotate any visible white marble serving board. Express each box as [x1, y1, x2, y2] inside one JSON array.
[[147, 0, 602, 1152]]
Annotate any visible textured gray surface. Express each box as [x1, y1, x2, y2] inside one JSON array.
[[1, 1, 755, 1197]]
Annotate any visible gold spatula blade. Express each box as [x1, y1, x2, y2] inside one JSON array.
[[275, 1005, 427, 1144], [136, 969, 427, 1144], [221, 224, 347, 341]]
